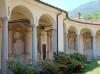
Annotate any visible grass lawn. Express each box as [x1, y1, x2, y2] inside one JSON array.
[[81, 59, 100, 74]]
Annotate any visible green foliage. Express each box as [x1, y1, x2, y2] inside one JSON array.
[[8, 60, 37, 74], [82, 12, 100, 20], [54, 52, 86, 73], [54, 52, 71, 64], [8, 53, 86, 74], [57, 63, 75, 74], [39, 60, 61, 74], [69, 53, 86, 63]]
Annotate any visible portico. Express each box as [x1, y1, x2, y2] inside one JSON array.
[[0, 0, 100, 74]]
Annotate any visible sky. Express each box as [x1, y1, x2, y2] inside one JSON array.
[[41, 0, 96, 11]]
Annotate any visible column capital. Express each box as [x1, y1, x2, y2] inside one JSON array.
[[92, 34, 96, 38], [76, 34, 80, 36], [0, 16, 8, 21], [32, 24, 36, 30], [76, 34, 81, 38], [64, 31, 67, 34], [64, 29, 68, 34], [32, 24, 38, 27], [76, 31, 80, 36], [92, 35, 96, 38], [92, 31, 96, 37], [52, 28, 57, 32], [32, 24, 35, 27]]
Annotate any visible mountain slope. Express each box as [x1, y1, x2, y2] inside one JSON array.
[[82, 12, 100, 20], [69, 0, 100, 16]]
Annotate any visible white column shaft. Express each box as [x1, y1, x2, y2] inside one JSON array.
[[1, 18, 8, 74], [77, 35, 80, 53], [80, 35, 83, 54], [93, 36, 96, 58], [66, 33, 68, 53], [32, 25, 37, 63], [52, 29, 57, 53]]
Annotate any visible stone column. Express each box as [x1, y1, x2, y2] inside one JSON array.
[[1, 18, 8, 74], [51, 28, 57, 59], [25, 28, 32, 63], [93, 35, 96, 58], [80, 35, 84, 54], [63, 30, 66, 52], [76, 34, 80, 53], [32, 25, 37, 63], [66, 31, 68, 53], [52, 28, 57, 53]]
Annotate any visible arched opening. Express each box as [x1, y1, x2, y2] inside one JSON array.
[[9, 6, 33, 64], [68, 26, 77, 53], [38, 15, 54, 60], [96, 30, 100, 57], [80, 28, 93, 59]]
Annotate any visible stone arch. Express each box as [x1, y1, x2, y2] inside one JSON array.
[[80, 28, 93, 35], [68, 26, 77, 32], [10, 5, 34, 24], [37, 14, 55, 60], [8, 5, 34, 63], [68, 26, 77, 53], [80, 28, 93, 59], [38, 14, 55, 27]]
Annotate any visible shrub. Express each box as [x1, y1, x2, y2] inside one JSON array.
[[39, 60, 62, 74], [70, 58, 85, 72], [57, 63, 74, 74], [69, 53, 86, 72], [54, 52, 71, 64], [54, 52, 86, 73], [8, 60, 37, 74], [69, 53, 86, 63], [8, 52, 86, 74], [24, 66, 37, 74]]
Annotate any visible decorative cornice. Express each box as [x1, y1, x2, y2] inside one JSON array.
[[68, 18, 100, 25]]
